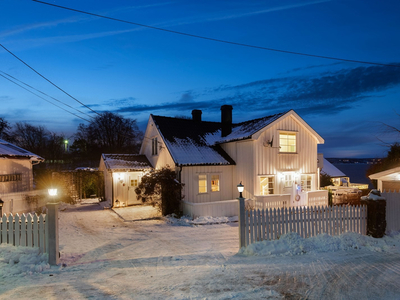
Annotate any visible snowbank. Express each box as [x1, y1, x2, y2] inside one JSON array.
[[165, 214, 238, 225], [240, 231, 400, 257], [0, 245, 50, 277]]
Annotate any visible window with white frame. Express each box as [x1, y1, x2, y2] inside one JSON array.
[[211, 175, 220, 192], [199, 174, 207, 193], [260, 176, 274, 195], [152, 137, 158, 155], [279, 132, 296, 153], [284, 173, 294, 188], [300, 174, 312, 191]]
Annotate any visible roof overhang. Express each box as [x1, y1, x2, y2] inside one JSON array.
[[369, 166, 400, 181], [251, 110, 324, 144]]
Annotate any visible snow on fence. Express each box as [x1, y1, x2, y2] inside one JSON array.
[[383, 190, 400, 232], [244, 205, 367, 246], [0, 213, 47, 254]]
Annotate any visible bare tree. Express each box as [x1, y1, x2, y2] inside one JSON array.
[[0, 117, 11, 140], [73, 112, 143, 159]]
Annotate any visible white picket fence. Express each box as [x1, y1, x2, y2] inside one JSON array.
[[0, 213, 48, 253], [244, 205, 367, 246]]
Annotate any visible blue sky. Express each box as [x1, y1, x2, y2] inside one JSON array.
[[1, 0, 400, 158]]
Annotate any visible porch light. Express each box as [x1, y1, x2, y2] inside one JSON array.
[[237, 182, 244, 198], [48, 188, 58, 197]]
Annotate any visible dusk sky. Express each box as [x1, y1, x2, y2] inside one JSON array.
[[1, 0, 399, 158]]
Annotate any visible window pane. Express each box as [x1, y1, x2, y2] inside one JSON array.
[[199, 175, 207, 193], [279, 133, 296, 153], [211, 175, 220, 192], [260, 176, 274, 195], [300, 175, 312, 191]]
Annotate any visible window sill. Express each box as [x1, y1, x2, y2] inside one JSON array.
[[278, 152, 298, 154]]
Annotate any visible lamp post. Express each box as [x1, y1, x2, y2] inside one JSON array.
[[237, 182, 246, 249], [47, 188, 60, 265]]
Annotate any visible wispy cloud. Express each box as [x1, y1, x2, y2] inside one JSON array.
[[111, 63, 400, 119]]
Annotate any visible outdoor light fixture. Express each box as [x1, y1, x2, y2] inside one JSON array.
[[48, 189, 58, 197], [237, 181, 244, 199]]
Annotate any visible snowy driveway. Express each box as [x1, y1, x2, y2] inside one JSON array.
[[1, 201, 400, 299]]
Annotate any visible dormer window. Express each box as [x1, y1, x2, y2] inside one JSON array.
[[152, 137, 158, 155], [279, 132, 296, 153]]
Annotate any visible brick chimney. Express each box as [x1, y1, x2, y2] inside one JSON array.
[[221, 105, 233, 137], [191, 109, 202, 122]]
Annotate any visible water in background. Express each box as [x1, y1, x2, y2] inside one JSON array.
[[332, 163, 374, 188]]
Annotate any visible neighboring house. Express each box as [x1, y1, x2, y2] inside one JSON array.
[[0, 139, 44, 214], [99, 154, 152, 207], [320, 157, 349, 186], [369, 166, 400, 192], [139, 105, 328, 217]]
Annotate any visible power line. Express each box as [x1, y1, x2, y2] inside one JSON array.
[[0, 43, 100, 116], [32, 0, 400, 68], [0, 70, 94, 120], [0, 73, 91, 123]]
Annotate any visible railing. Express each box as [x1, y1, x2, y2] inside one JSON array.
[[243, 205, 367, 246], [306, 190, 328, 207], [254, 194, 291, 210]]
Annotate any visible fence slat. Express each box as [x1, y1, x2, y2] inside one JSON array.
[[15, 214, 20, 246], [21, 214, 26, 247], [33, 214, 39, 247], [8, 214, 14, 246], [249, 210, 254, 244], [1, 214, 7, 244], [39, 214, 45, 253], [27, 214, 33, 247]]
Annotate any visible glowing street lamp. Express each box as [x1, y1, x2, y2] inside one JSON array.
[[237, 181, 244, 199]]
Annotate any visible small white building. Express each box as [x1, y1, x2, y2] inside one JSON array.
[[99, 154, 152, 207], [0, 139, 44, 214], [139, 105, 328, 217], [369, 166, 400, 192]]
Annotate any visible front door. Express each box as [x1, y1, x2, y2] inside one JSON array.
[[282, 172, 301, 207], [127, 173, 141, 205]]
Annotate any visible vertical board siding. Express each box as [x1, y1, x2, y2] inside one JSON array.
[[0, 213, 47, 253], [244, 205, 367, 246], [181, 165, 234, 204], [383, 191, 400, 232]]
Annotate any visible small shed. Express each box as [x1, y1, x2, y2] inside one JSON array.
[[369, 166, 400, 192], [99, 154, 153, 208]]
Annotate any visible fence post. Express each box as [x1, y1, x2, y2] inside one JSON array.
[[46, 203, 60, 265], [361, 190, 386, 238], [238, 197, 246, 249]]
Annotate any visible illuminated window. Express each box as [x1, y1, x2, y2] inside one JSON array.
[[279, 132, 296, 153], [0, 174, 22, 182], [260, 176, 274, 195], [211, 175, 220, 192], [130, 179, 138, 187], [199, 175, 207, 193], [300, 175, 312, 191], [152, 137, 158, 155]]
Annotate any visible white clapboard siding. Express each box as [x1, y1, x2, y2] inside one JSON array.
[[383, 191, 400, 232], [0, 213, 47, 253], [244, 205, 367, 246]]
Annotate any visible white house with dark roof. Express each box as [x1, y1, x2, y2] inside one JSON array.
[[99, 154, 152, 207], [139, 105, 328, 218], [0, 139, 44, 214]]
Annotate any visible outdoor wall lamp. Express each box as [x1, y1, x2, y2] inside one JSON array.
[[237, 181, 244, 199]]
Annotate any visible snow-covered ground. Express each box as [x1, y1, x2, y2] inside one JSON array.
[[1, 200, 400, 299]]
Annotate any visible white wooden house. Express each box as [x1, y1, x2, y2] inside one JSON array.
[[139, 105, 328, 218], [0, 139, 44, 214], [99, 154, 152, 207]]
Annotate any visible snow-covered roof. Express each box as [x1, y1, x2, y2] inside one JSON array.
[[102, 154, 152, 172], [321, 158, 346, 178], [151, 111, 306, 166], [0, 139, 44, 161]]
